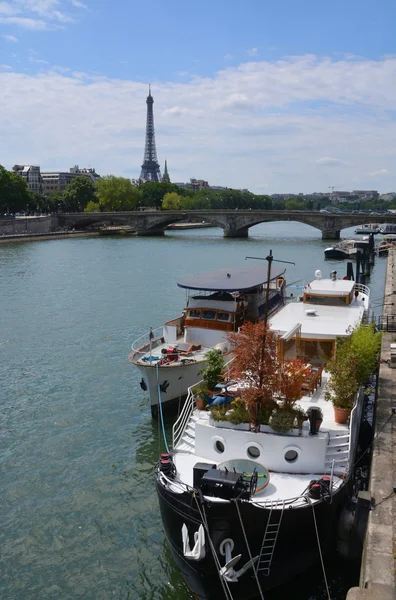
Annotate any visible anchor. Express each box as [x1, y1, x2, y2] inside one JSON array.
[[219, 538, 258, 583], [181, 523, 205, 561]]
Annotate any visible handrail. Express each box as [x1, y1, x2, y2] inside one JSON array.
[[131, 325, 163, 352], [354, 282, 370, 300], [172, 380, 202, 448], [172, 356, 236, 449]]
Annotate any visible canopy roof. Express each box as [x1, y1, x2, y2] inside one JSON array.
[[177, 265, 285, 292]]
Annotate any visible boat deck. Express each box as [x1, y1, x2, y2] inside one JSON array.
[[132, 335, 212, 367], [171, 371, 348, 506]]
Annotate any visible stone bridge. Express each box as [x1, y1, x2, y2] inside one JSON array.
[[56, 210, 396, 240]]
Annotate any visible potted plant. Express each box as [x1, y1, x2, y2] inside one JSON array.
[[294, 406, 308, 429], [226, 398, 251, 430], [270, 408, 296, 434], [200, 349, 225, 391], [193, 383, 210, 410], [209, 404, 229, 427], [305, 406, 323, 430]]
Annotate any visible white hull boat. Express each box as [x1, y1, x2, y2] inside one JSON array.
[[129, 265, 287, 416]]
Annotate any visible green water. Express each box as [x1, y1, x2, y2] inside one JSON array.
[[0, 223, 386, 600]]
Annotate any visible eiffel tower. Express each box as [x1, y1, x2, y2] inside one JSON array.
[[140, 85, 161, 182]]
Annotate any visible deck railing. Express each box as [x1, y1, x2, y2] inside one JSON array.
[[172, 380, 202, 448], [172, 357, 236, 449], [130, 326, 164, 361], [354, 282, 370, 299]]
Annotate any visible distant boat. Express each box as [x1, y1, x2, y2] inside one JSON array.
[[354, 224, 380, 234], [324, 239, 358, 259], [379, 223, 396, 234]]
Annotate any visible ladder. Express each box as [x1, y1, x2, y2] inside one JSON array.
[[256, 501, 285, 576]]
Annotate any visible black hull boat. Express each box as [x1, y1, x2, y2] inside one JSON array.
[[155, 270, 373, 599], [156, 470, 349, 599]]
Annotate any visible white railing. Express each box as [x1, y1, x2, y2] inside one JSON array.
[[354, 282, 370, 300], [172, 356, 236, 449], [172, 379, 202, 448], [130, 326, 164, 361]]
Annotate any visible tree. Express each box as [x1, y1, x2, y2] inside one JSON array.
[[0, 165, 33, 214], [62, 176, 96, 212], [85, 200, 101, 212], [95, 176, 142, 211], [227, 321, 280, 409], [140, 181, 182, 208], [162, 192, 182, 210]]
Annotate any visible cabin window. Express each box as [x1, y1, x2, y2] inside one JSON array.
[[247, 445, 260, 459], [305, 295, 348, 306], [284, 449, 298, 463], [202, 310, 216, 320], [189, 309, 201, 319], [214, 440, 225, 453], [217, 312, 230, 322]]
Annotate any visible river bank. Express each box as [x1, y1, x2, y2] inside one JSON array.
[[0, 231, 99, 244]]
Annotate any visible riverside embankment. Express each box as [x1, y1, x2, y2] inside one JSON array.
[[347, 246, 396, 600]]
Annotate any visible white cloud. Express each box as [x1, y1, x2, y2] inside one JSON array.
[[224, 53, 233, 60], [0, 0, 81, 29], [315, 157, 347, 167], [0, 54, 396, 193], [248, 47, 258, 56], [70, 0, 86, 7], [2, 33, 18, 40], [28, 55, 49, 63], [0, 2, 15, 15], [0, 15, 47, 28], [0, 63, 13, 69], [368, 169, 389, 177]]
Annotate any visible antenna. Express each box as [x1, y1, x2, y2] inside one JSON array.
[[245, 251, 295, 325]]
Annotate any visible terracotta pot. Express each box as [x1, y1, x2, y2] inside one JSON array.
[[333, 406, 351, 424], [195, 397, 206, 411], [316, 418, 323, 431]]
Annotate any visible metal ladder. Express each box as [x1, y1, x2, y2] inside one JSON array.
[[256, 501, 285, 576]]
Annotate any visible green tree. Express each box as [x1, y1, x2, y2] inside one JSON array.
[[95, 176, 142, 211], [140, 181, 182, 208], [62, 176, 96, 212], [162, 192, 182, 210], [0, 165, 33, 214], [85, 200, 101, 212]]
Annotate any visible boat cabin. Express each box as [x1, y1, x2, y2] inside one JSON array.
[[270, 271, 370, 364], [176, 265, 286, 348]]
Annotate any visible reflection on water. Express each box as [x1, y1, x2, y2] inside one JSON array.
[[0, 222, 386, 599]]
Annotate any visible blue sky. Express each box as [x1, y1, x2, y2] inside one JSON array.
[[1, 0, 396, 193]]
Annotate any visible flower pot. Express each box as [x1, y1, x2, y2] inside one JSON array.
[[195, 397, 206, 411], [333, 406, 351, 424], [316, 418, 323, 431]]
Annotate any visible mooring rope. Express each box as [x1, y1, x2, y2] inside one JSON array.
[[156, 363, 169, 453], [193, 494, 234, 600], [307, 497, 331, 600], [234, 500, 265, 600]]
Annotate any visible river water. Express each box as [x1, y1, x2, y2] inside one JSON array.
[[0, 222, 386, 600]]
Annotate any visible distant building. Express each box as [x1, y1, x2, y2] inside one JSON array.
[[12, 164, 43, 195], [41, 166, 100, 195], [352, 190, 379, 201], [380, 193, 396, 201], [162, 160, 171, 183]]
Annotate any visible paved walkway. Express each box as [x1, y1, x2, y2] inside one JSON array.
[[347, 247, 396, 599]]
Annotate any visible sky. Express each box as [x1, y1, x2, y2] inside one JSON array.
[[0, 0, 396, 194]]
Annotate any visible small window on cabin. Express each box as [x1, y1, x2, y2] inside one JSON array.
[[202, 310, 216, 320], [217, 312, 230, 322], [189, 309, 201, 319]]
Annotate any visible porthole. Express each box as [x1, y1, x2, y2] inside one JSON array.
[[247, 445, 260, 459], [215, 440, 225, 453], [284, 449, 298, 463]]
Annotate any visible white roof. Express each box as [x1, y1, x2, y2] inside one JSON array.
[[269, 300, 365, 339], [306, 279, 354, 296]]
